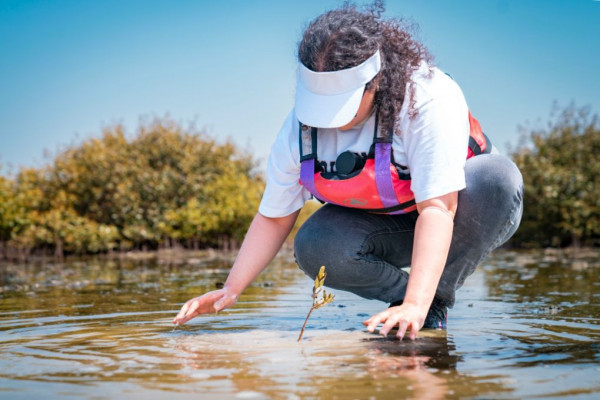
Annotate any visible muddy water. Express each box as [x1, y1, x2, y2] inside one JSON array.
[[0, 249, 598, 399]]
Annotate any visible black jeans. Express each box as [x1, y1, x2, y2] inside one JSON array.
[[294, 154, 524, 308]]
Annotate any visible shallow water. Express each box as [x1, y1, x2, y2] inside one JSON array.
[[0, 249, 599, 399]]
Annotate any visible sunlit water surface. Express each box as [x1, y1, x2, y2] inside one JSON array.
[[0, 249, 599, 399]]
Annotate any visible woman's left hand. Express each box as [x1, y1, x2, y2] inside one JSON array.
[[363, 303, 427, 340]]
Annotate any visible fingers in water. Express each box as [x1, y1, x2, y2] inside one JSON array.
[[178, 301, 191, 318], [174, 298, 201, 325], [178, 313, 196, 325], [396, 320, 409, 340], [365, 310, 389, 333], [409, 322, 420, 340], [380, 314, 402, 337], [173, 301, 192, 324], [184, 300, 200, 321], [366, 318, 381, 333], [173, 291, 231, 325]]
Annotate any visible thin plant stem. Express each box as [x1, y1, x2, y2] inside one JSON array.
[[298, 306, 314, 341], [297, 266, 334, 342]]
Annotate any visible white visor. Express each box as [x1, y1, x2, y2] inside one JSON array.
[[295, 50, 381, 128]]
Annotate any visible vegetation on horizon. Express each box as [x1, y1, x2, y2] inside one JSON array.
[[0, 118, 264, 259], [510, 104, 599, 248]]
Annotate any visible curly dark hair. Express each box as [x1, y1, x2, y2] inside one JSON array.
[[298, 1, 433, 135]]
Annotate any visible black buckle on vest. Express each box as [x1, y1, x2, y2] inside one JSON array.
[[469, 132, 493, 155]]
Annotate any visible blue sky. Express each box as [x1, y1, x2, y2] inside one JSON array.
[[1, 0, 599, 174]]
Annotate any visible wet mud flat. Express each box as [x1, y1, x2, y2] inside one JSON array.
[[0, 249, 598, 399]]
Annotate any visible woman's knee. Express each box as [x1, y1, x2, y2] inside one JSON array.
[[464, 154, 523, 209], [455, 154, 524, 247]]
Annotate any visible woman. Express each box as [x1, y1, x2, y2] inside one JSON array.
[[173, 3, 523, 340]]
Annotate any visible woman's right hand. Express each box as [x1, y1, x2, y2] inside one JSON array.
[[172, 287, 238, 325], [171, 211, 300, 326]]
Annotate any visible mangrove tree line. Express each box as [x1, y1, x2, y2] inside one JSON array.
[[510, 105, 600, 248], [0, 118, 264, 258]]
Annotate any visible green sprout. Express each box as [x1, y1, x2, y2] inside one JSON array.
[[298, 266, 335, 341]]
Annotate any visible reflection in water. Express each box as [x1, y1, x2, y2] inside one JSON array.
[[173, 329, 493, 400], [361, 335, 456, 400], [0, 249, 598, 399]]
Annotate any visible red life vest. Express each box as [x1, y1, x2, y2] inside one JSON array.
[[299, 112, 491, 214]]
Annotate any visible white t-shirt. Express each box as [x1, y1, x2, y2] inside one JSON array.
[[259, 63, 471, 218]]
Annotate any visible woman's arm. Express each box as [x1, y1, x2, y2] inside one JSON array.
[[364, 191, 457, 339], [173, 210, 300, 325]]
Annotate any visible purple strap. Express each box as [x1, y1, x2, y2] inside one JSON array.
[[300, 158, 322, 200], [375, 142, 398, 209], [301, 158, 343, 206]]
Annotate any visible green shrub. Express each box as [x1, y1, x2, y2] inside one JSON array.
[[2, 117, 264, 256], [511, 104, 600, 247]]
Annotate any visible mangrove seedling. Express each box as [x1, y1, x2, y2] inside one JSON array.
[[298, 266, 335, 341]]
